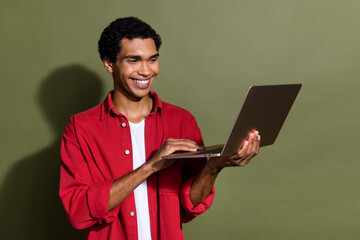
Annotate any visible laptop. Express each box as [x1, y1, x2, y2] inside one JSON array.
[[162, 84, 302, 159]]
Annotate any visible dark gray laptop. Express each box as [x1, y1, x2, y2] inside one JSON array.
[[162, 84, 302, 159]]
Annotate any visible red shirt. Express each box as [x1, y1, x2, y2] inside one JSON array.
[[60, 91, 215, 240]]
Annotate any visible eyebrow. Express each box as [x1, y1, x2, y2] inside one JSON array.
[[122, 53, 160, 60]]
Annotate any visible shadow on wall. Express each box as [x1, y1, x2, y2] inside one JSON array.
[[0, 65, 104, 240]]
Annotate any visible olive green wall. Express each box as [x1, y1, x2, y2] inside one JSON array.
[[1, 0, 359, 239]]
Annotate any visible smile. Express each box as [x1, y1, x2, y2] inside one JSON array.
[[134, 79, 150, 85], [130, 78, 151, 89]]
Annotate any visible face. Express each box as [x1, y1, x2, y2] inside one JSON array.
[[104, 38, 159, 101]]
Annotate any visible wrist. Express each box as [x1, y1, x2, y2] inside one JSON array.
[[205, 159, 223, 175], [142, 161, 156, 176]]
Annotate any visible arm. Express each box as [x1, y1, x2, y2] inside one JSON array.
[[60, 120, 115, 229], [190, 130, 261, 206], [60, 117, 203, 229], [108, 138, 203, 211]]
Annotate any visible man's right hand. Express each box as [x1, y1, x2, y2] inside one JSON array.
[[146, 138, 204, 173], [108, 138, 202, 211]]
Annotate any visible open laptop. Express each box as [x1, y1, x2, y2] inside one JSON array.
[[162, 84, 302, 159]]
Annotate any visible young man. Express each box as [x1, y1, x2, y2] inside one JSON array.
[[59, 17, 260, 240]]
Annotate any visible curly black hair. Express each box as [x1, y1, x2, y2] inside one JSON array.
[[98, 17, 162, 63]]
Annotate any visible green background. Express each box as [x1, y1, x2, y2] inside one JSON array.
[[1, 0, 359, 239]]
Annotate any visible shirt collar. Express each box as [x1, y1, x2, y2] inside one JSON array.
[[100, 90, 163, 120]]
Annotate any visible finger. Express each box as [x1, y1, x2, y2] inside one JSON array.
[[229, 153, 245, 162], [229, 151, 251, 165], [240, 160, 250, 166], [256, 134, 260, 154], [240, 140, 257, 165], [170, 141, 203, 151], [162, 143, 200, 156], [245, 132, 256, 156], [231, 131, 260, 167], [249, 131, 259, 154], [240, 130, 256, 152], [241, 141, 260, 166], [228, 157, 249, 167], [247, 131, 260, 155], [170, 142, 200, 151], [232, 141, 248, 161], [164, 142, 201, 153], [238, 154, 253, 166], [243, 150, 257, 163], [227, 157, 244, 167], [165, 138, 203, 149], [239, 140, 249, 155]]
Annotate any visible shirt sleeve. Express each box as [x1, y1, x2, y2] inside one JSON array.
[[59, 117, 119, 229], [178, 112, 215, 223], [179, 176, 215, 223]]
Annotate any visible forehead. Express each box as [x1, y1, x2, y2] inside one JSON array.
[[119, 38, 157, 57]]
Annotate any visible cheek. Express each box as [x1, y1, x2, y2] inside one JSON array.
[[119, 66, 136, 77], [152, 64, 159, 75]]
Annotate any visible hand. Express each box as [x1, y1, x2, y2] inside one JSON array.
[[146, 138, 204, 173], [208, 130, 260, 171]]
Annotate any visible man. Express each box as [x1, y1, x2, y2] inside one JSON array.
[[59, 17, 260, 240]]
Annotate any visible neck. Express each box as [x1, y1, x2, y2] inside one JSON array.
[[112, 90, 153, 123]]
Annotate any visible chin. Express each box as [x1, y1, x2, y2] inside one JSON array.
[[131, 88, 151, 100]]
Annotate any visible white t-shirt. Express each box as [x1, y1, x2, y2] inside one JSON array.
[[129, 119, 152, 240]]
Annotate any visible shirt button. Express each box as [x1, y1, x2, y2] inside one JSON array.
[[125, 150, 130, 155], [121, 122, 126, 127], [129, 211, 135, 217]]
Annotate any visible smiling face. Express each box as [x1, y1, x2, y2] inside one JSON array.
[[104, 38, 159, 101]]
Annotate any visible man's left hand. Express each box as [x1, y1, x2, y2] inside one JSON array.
[[208, 130, 260, 171]]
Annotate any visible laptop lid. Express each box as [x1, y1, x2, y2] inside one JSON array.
[[162, 84, 302, 159], [221, 84, 302, 156]]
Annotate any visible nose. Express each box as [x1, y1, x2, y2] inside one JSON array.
[[138, 61, 151, 77]]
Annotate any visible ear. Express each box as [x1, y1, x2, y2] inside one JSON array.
[[103, 57, 114, 74]]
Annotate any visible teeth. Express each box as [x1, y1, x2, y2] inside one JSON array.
[[134, 79, 149, 85]]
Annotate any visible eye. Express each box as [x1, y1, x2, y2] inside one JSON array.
[[149, 57, 158, 63], [126, 58, 138, 63]]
